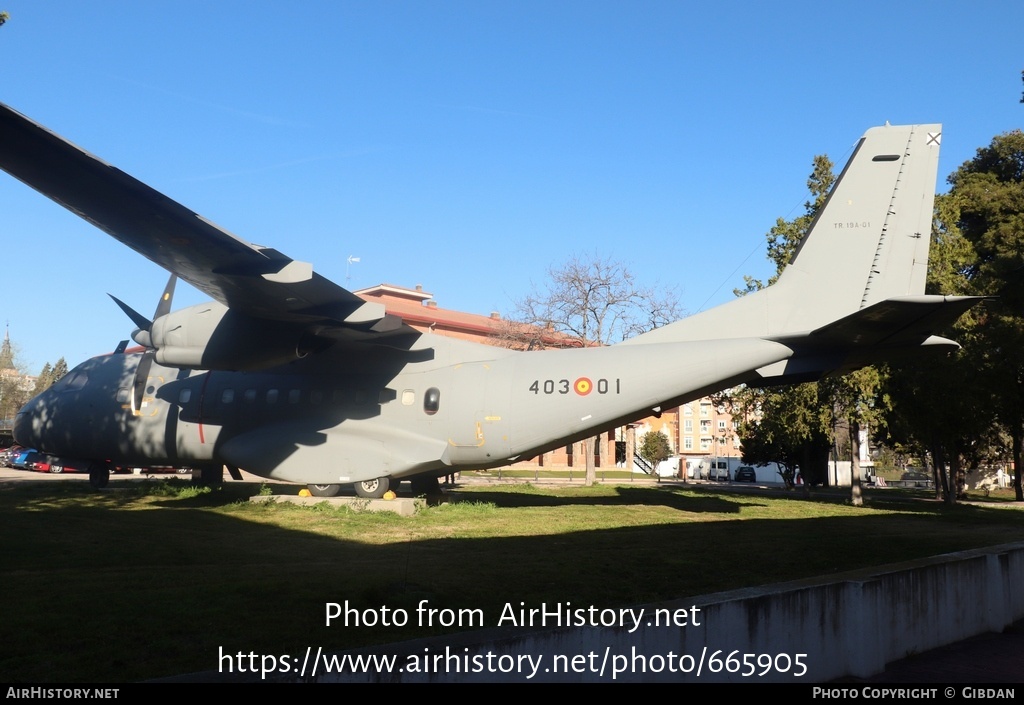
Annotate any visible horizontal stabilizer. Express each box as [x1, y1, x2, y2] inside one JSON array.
[[799, 295, 985, 349]]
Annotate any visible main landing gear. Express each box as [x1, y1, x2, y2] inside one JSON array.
[[353, 476, 390, 499], [305, 476, 392, 499], [409, 475, 441, 497], [307, 483, 342, 497], [88, 462, 110, 490]]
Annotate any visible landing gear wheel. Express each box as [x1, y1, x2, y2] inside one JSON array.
[[193, 466, 223, 485], [49, 466, 63, 474], [353, 476, 389, 499], [89, 463, 110, 489], [308, 483, 341, 497]]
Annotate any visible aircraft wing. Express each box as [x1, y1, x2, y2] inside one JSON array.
[[0, 102, 407, 336]]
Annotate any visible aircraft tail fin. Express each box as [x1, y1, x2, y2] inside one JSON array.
[[628, 123, 943, 346], [773, 123, 942, 318]]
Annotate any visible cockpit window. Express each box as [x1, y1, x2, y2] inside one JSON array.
[[62, 371, 88, 391]]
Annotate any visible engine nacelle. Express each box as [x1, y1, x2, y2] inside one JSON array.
[[145, 302, 322, 371]]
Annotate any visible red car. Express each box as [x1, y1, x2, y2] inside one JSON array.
[[30, 455, 89, 473]]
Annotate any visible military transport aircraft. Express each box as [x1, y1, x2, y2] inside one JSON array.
[[0, 103, 980, 496]]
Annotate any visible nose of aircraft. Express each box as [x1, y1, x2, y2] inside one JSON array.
[[13, 395, 43, 449]]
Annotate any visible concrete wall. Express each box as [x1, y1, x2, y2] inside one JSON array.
[[313, 542, 1024, 683]]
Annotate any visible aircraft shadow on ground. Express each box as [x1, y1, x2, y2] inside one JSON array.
[[450, 485, 758, 513]]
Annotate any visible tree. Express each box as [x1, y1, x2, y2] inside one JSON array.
[[947, 130, 1024, 501], [638, 430, 672, 479], [512, 253, 682, 347], [508, 252, 682, 485], [728, 383, 831, 488], [32, 363, 53, 396], [51, 357, 68, 383], [822, 367, 890, 506], [876, 186, 987, 504], [31, 357, 68, 396]]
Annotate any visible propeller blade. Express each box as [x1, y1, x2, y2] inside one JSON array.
[[113, 340, 129, 355], [109, 273, 177, 333], [108, 294, 152, 331], [153, 274, 177, 320], [112, 273, 178, 376]]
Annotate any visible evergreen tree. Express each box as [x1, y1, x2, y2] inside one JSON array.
[[51, 357, 68, 383], [32, 363, 53, 395]]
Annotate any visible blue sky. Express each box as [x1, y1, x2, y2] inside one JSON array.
[[1, 1, 1021, 371]]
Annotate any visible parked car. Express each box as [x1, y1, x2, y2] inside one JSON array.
[[0, 445, 25, 467], [29, 455, 55, 473], [43, 457, 89, 473], [9, 448, 39, 470], [734, 466, 757, 482]]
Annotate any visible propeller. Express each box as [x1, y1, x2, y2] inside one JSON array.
[[109, 274, 177, 413]]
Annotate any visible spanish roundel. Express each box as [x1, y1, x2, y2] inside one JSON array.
[[574, 377, 593, 396]]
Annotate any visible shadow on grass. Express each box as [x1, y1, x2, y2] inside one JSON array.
[[453, 485, 757, 513]]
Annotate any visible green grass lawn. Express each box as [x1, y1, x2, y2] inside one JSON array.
[[2, 478, 1023, 682]]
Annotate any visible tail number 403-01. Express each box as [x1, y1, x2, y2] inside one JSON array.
[[528, 378, 621, 396]]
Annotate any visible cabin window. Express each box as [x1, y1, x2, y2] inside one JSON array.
[[178, 389, 192, 404], [288, 389, 301, 404], [266, 389, 279, 405], [401, 390, 415, 406], [244, 389, 257, 403], [116, 388, 129, 403], [221, 389, 234, 404], [424, 387, 440, 415]]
